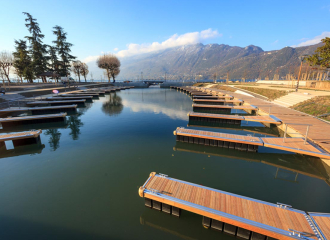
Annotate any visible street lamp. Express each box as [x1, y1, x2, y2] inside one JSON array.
[[296, 55, 309, 92]]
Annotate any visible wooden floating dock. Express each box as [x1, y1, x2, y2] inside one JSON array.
[[173, 127, 330, 159], [139, 172, 329, 240], [188, 112, 282, 125], [192, 103, 258, 114], [193, 99, 243, 105], [174, 127, 262, 152], [0, 105, 77, 114], [49, 96, 93, 100], [0, 113, 67, 128], [26, 99, 86, 106], [61, 93, 100, 98], [0, 129, 42, 147], [193, 95, 233, 100]]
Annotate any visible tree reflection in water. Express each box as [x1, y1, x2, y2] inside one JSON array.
[[102, 93, 123, 116], [44, 129, 61, 151], [67, 113, 84, 140]]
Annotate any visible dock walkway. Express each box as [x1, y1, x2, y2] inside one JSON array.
[[0, 130, 42, 142], [174, 127, 330, 159], [188, 112, 281, 125], [0, 105, 77, 114], [139, 172, 329, 240], [26, 99, 86, 106]]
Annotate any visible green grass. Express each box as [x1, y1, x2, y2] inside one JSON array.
[[292, 96, 330, 121], [236, 86, 291, 101]]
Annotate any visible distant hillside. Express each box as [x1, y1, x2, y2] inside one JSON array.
[[119, 43, 322, 80]]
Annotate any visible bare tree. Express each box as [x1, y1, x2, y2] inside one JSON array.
[[71, 60, 83, 82], [0, 51, 13, 83], [80, 63, 89, 82], [97, 54, 121, 82]]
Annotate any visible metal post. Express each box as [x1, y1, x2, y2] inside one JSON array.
[[283, 124, 288, 142], [304, 125, 310, 145]]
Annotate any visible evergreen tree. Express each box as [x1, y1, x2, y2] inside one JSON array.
[[53, 25, 76, 77], [306, 37, 330, 68], [48, 45, 60, 82], [23, 12, 49, 82], [13, 40, 34, 83]]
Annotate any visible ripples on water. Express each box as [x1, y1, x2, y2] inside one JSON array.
[[0, 88, 329, 240]]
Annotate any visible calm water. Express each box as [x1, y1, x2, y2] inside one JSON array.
[[0, 88, 329, 240]]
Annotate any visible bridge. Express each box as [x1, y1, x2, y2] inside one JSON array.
[[143, 80, 165, 84]]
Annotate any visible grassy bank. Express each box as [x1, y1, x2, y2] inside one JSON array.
[[292, 96, 330, 121], [236, 86, 290, 100]]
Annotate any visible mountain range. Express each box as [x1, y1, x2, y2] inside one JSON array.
[[119, 43, 322, 80]]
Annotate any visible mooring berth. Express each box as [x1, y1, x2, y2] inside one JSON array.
[[0, 129, 42, 147], [139, 172, 329, 240], [0, 113, 67, 128], [26, 99, 86, 106], [48, 96, 93, 100], [174, 127, 330, 159], [193, 99, 243, 105], [0, 105, 77, 115], [192, 103, 258, 114], [188, 112, 282, 125]]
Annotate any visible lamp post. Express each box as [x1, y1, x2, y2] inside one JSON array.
[[296, 55, 308, 92]]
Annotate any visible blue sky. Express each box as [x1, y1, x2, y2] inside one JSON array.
[[1, 0, 330, 64]]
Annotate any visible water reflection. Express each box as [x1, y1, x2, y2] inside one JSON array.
[[121, 89, 192, 120], [102, 93, 123, 116], [67, 114, 84, 140], [0, 142, 45, 158], [173, 141, 330, 186], [44, 129, 61, 151]]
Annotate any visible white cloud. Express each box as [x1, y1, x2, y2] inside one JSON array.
[[292, 32, 330, 47], [83, 28, 221, 62], [114, 48, 118, 51], [117, 28, 221, 58], [272, 40, 279, 45]]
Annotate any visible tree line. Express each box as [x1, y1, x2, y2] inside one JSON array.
[[0, 12, 89, 83]]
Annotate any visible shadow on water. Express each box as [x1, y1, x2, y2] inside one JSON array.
[[102, 93, 123, 116], [140, 210, 236, 240]]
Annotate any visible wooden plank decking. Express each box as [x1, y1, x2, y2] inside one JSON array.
[[48, 96, 93, 100], [174, 127, 330, 159], [309, 213, 330, 240], [188, 112, 244, 120], [261, 137, 330, 159], [174, 127, 263, 145], [193, 99, 243, 104], [0, 105, 77, 113], [139, 173, 324, 240], [0, 113, 67, 123], [26, 100, 86, 106], [0, 130, 42, 142], [188, 112, 281, 125], [192, 104, 257, 111], [193, 95, 233, 99]]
